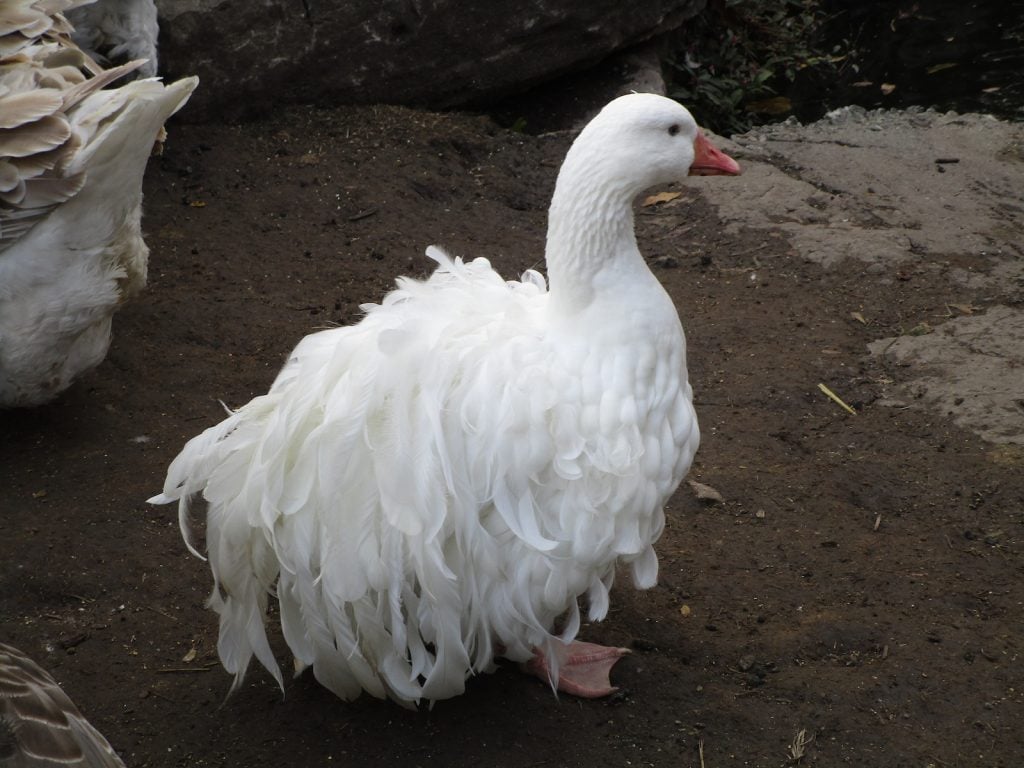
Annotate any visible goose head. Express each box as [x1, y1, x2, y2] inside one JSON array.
[[554, 93, 740, 204], [545, 94, 739, 310]]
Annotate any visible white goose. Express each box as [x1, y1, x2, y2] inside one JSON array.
[[0, 644, 125, 767], [0, 0, 197, 407], [151, 93, 740, 707]]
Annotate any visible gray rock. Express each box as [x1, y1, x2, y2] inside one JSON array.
[[868, 306, 1024, 445], [155, 0, 704, 121]]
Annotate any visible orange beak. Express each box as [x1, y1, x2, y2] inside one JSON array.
[[689, 130, 741, 176]]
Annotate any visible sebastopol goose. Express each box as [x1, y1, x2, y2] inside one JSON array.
[[150, 92, 740, 707]]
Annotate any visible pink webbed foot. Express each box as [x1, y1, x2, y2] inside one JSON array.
[[524, 640, 630, 698]]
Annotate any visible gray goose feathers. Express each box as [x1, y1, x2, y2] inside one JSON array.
[[0, 643, 124, 768]]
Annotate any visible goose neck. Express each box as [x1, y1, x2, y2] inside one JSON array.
[[543, 167, 643, 314]]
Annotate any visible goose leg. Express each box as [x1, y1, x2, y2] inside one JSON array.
[[524, 640, 630, 698]]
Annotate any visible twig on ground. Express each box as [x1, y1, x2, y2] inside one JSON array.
[[156, 663, 219, 674], [818, 382, 857, 415]]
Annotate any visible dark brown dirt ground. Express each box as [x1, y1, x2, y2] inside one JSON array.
[[2, 103, 1022, 767]]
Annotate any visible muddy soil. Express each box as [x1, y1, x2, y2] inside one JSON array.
[[1, 103, 1022, 767]]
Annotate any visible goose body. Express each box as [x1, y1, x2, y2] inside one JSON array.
[[0, 644, 125, 768], [151, 93, 739, 706], [0, 0, 197, 407]]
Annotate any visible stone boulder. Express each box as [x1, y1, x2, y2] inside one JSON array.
[[155, 0, 704, 121]]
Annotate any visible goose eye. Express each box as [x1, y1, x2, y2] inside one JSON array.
[[667, 124, 680, 136]]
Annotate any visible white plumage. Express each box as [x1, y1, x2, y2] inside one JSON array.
[[0, 0, 197, 407], [0, 644, 125, 768], [151, 93, 740, 706]]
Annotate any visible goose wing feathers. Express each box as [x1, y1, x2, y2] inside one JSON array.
[[0, 0, 197, 406], [0, 644, 125, 768], [68, 0, 159, 78]]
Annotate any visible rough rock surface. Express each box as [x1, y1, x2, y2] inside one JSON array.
[[155, 0, 702, 121], [868, 306, 1024, 444], [705, 107, 1024, 444]]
